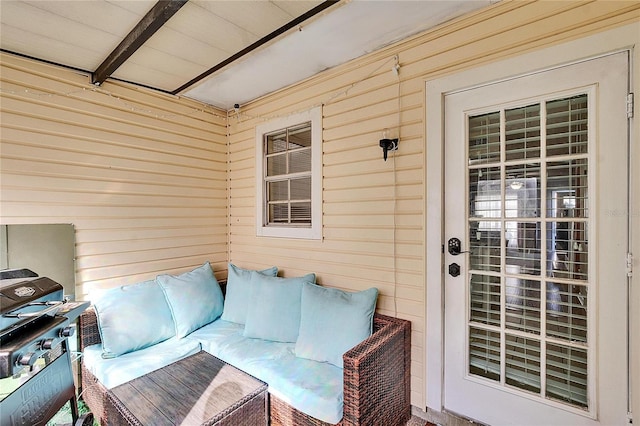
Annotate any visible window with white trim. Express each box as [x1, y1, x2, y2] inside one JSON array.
[[256, 107, 322, 239]]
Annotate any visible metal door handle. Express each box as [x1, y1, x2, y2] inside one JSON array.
[[448, 238, 462, 255], [448, 237, 470, 255]]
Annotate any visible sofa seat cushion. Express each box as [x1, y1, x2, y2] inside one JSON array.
[[189, 320, 343, 424], [83, 338, 201, 389], [241, 354, 344, 425], [186, 320, 293, 365]]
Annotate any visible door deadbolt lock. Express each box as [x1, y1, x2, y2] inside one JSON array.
[[449, 263, 461, 277]]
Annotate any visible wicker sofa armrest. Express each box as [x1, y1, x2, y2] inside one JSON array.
[[78, 307, 101, 352], [341, 313, 411, 426]]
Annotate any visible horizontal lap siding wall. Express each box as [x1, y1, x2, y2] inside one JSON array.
[[227, 1, 640, 409], [0, 54, 228, 300]]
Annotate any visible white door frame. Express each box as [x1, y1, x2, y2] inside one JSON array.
[[425, 22, 638, 416]]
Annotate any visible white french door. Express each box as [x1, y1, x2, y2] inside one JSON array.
[[443, 53, 629, 425]]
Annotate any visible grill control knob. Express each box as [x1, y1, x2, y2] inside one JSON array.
[[41, 338, 56, 350], [60, 326, 74, 338], [17, 352, 38, 367]]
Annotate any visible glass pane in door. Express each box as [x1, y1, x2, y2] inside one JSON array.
[[466, 93, 590, 409], [505, 103, 541, 160]]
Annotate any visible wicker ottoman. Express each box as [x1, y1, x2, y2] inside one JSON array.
[[105, 351, 267, 426]]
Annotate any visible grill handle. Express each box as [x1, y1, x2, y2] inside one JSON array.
[[3, 300, 64, 319]]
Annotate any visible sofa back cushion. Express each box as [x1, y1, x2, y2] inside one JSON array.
[[295, 282, 378, 368], [157, 262, 224, 338], [93, 279, 175, 358], [221, 263, 278, 324], [243, 272, 316, 342]]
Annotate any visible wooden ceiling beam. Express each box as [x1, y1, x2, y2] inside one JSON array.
[[91, 0, 187, 86]]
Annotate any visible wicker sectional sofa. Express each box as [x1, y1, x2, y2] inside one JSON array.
[[78, 263, 411, 425]]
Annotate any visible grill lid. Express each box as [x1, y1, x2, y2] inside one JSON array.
[[0, 277, 64, 315], [0, 277, 64, 333]]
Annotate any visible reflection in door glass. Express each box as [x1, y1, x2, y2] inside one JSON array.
[[505, 278, 541, 335], [469, 222, 501, 273], [546, 283, 587, 343], [546, 344, 588, 408], [505, 162, 540, 218], [469, 112, 501, 164], [546, 95, 588, 156], [469, 327, 501, 382], [505, 221, 541, 276], [469, 166, 501, 219], [505, 335, 541, 393], [470, 274, 501, 327], [505, 103, 541, 160], [547, 159, 588, 218], [547, 222, 588, 281]]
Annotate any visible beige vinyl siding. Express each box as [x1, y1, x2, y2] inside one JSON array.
[[228, 1, 640, 409], [0, 53, 228, 300]]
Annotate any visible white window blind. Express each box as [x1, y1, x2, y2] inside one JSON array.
[[265, 122, 312, 226]]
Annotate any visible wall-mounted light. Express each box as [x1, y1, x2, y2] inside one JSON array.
[[379, 128, 398, 161]]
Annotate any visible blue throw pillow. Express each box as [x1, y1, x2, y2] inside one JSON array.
[[243, 272, 317, 342], [157, 262, 224, 338], [295, 282, 378, 368], [93, 279, 175, 358], [221, 263, 278, 324]]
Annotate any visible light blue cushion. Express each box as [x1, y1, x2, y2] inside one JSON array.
[[208, 333, 343, 424], [243, 272, 316, 342], [221, 263, 278, 324], [185, 316, 343, 423], [256, 355, 344, 424], [93, 280, 175, 358], [157, 262, 224, 338], [185, 319, 245, 357], [83, 338, 201, 389], [191, 320, 294, 364], [295, 283, 378, 368]]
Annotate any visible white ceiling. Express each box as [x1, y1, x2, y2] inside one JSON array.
[[0, 0, 492, 110]]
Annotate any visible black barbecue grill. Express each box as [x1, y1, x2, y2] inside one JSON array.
[[0, 270, 92, 426]]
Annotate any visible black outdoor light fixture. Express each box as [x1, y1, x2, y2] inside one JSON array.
[[379, 128, 398, 161]]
